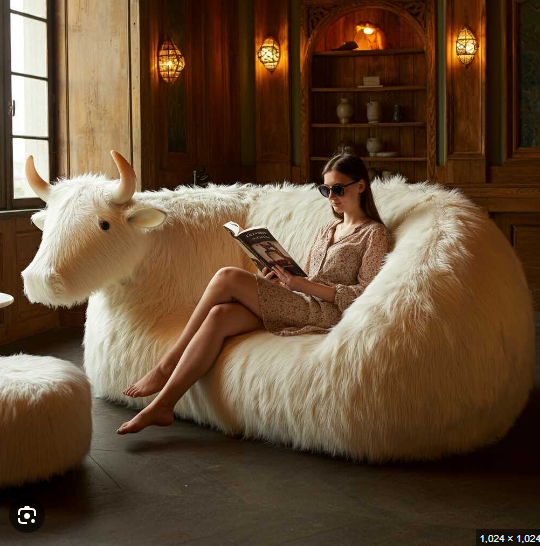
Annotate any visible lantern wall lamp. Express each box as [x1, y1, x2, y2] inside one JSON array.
[[456, 26, 479, 68], [257, 36, 281, 73], [158, 38, 186, 83]]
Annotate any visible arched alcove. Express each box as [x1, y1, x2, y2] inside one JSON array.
[[300, 0, 436, 184]]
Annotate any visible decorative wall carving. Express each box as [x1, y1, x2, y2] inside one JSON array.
[[306, 0, 427, 38], [399, 1, 426, 30], [307, 6, 333, 36]]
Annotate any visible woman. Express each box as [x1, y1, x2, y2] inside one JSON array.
[[117, 153, 390, 434]]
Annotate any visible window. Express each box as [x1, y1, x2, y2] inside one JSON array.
[[506, 0, 540, 162], [1, 0, 53, 209]]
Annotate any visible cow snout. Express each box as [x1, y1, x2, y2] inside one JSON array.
[[21, 265, 65, 306]]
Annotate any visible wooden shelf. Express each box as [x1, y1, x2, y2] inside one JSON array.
[[314, 48, 424, 57], [311, 156, 427, 162], [302, 6, 436, 183], [311, 86, 426, 92], [312, 122, 426, 127]]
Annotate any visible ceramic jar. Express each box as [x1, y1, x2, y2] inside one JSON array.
[[367, 101, 382, 124], [336, 98, 354, 124], [366, 137, 383, 156], [392, 104, 402, 122]]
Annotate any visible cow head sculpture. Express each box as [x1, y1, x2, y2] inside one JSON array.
[[21, 150, 168, 308]]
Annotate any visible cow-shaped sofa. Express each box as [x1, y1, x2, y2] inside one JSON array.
[[22, 151, 536, 463]]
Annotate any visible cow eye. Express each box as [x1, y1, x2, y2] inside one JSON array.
[[99, 220, 110, 230]]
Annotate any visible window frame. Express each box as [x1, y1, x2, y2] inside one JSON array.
[[1, 0, 55, 211], [505, 0, 540, 163]]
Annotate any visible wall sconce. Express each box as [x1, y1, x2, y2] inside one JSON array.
[[257, 36, 280, 73], [158, 38, 186, 83], [354, 21, 386, 50], [456, 26, 479, 68]]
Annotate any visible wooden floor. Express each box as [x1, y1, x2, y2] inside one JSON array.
[[0, 317, 539, 545]]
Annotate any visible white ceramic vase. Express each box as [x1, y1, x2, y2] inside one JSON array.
[[337, 98, 354, 124], [366, 137, 383, 156], [367, 101, 382, 124]]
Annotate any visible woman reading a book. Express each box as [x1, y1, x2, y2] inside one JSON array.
[[117, 153, 390, 434]]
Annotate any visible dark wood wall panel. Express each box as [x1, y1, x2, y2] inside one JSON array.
[[514, 225, 540, 309], [255, 0, 291, 183], [0, 217, 59, 345], [166, 0, 188, 155], [445, 0, 486, 183], [0, 232, 5, 336], [155, 0, 242, 186], [138, 0, 160, 190], [205, 1, 241, 170], [494, 214, 540, 310]]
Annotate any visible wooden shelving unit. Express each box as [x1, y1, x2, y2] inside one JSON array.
[[300, 1, 436, 184]]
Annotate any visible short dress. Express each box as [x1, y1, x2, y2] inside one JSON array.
[[254, 218, 392, 336]]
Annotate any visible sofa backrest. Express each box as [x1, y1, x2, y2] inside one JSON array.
[[242, 176, 532, 358]]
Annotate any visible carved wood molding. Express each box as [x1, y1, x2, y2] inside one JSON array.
[[397, 1, 426, 30], [306, 0, 427, 38], [307, 5, 333, 36], [445, 0, 486, 184]]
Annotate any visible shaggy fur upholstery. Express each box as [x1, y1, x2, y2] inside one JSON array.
[[0, 354, 92, 488], [79, 175, 535, 463]]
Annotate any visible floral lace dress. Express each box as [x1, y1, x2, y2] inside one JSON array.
[[254, 218, 391, 336]]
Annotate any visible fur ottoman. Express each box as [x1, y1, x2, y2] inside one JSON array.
[[0, 354, 92, 488]]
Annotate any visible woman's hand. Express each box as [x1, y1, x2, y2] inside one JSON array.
[[263, 265, 305, 292], [262, 266, 280, 284]]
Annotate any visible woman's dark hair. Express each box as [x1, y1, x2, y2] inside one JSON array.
[[321, 153, 384, 225]]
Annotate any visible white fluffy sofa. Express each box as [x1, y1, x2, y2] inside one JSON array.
[[79, 175, 536, 463]]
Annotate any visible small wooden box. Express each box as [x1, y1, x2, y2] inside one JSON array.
[[363, 76, 381, 86]]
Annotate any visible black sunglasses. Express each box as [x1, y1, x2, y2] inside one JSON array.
[[317, 180, 359, 198]]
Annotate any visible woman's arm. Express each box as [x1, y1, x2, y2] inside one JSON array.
[[271, 266, 337, 302], [275, 225, 389, 306], [297, 278, 337, 303]]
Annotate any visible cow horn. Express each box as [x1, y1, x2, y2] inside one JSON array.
[[110, 150, 136, 205], [25, 156, 51, 203]]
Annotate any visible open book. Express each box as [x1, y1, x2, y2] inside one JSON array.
[[223, 221, 307, 277]]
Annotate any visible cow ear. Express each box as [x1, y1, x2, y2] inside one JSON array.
[[31, 210, 47, 231], [126, 207, 167, 228]]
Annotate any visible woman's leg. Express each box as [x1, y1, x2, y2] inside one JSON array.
[[123, 267, 263, 398], [117, 302, 263, 434]]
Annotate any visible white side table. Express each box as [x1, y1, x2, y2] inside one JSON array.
[[0, 293, 14, 308]]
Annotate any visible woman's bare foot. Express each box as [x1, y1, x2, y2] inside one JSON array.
[[116, 402, 174, 434], [123, 362, 175, 398]]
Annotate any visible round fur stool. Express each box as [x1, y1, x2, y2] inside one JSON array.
[[0, 353, 92, 488]]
